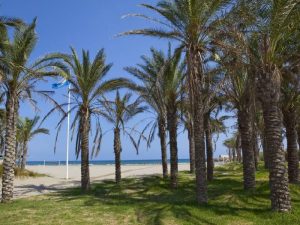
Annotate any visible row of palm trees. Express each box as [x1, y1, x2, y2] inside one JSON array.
[[0, 0, 299, 213], [121, 0, 299, 212]]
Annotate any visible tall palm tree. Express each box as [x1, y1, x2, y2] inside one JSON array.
[[98, 91, 146, 183], [159, 47, 184, 188], [248, 0, 299, 211], [281, 72, 300, 184], [45, 48, 128, 192], [0, 108, 5, 154], [126, 46, 184, 188], [203, 76, 225, 181], [121, 0, 232, 204], [124, 49, 169, 178], [16, 116, 49, 170], [221, 58, 256, 189], [0, 17, 23, 83], [0, 19, 60, 202], [182, 103, 195, 173]]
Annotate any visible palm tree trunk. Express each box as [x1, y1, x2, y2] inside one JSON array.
[[297, 125, 300, 154], [80, 108, 90, 192], [228, 148, 232, 162], [204, 113, 214, 181], [238, 109, 256, 189], [232, 148, 237, 162], [262, 132, 269, 169], [236, 134, 242, 163], [167, 103, 178, 189], [262, 103, 291, 211], [194, 111, 207, 203], [187, 122, 195, 173], [2, 95, 18, 203], [252, 130, 259, 170], [15, 141, 20, 168], [158, 116, 168, 179], [283, 109, 299, 184], [114, 127, 121, 183], [187, 46, 207, 204], [257, 68, 291, 212], [20, 142, 28, 170]]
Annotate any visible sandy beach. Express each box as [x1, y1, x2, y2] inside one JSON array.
[[0, 163, 191, 199]]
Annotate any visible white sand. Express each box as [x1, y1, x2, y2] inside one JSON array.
[[0, 163, 191, 199]]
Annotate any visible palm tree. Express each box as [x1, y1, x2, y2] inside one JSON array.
[[16, 116, 49, 170], [0, 19, 60, 203], [121, 0, 232, 204], [182, 104, 195, 173], [159, 47, 184, 188], [252, 109, 261, 170], [98, 91, 146, 183], [218, 0, 298, 209], [0, 108, 5, 154], [235, 132, 242, 163], [248, 1, 299, 211], [124, 49, 170, 179], [45, 48, 128, 192], [0, 16, 23, 27], [207, 112, 227, 162], [223, 137, 236, 162], [281, 73, 300, 184], [0, 17, 23, 83], [204, 82, 225, 181], [126, 46, 184, 188], [221, 58, 256, 189]]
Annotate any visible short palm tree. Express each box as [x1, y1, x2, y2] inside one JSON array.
[[0, 19, 60, 202], [223, 137, 236, 162], [16, 116, 49, 170], [121, 0, 232, 203], [45, 48, 128, 191], [98, 91, 146, 183]]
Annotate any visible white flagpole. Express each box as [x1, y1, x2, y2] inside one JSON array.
[[66, 83, 71, 180]]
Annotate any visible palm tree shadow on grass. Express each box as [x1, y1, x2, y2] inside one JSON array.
[[54, 172, 291, 225]]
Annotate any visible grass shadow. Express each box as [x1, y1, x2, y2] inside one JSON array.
[[53, 167, 289, 225]]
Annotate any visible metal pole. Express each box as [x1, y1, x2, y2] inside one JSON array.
[[66, 83, 71, 180]]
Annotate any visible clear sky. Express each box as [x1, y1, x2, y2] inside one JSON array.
[[1, 0, 233, 161]]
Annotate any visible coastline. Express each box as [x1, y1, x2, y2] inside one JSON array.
[[26, 159, 192, 166]]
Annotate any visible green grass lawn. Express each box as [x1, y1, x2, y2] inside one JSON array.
[[0, 163, 299, 225]]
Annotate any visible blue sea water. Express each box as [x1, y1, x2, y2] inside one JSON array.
[[27, 159, 190, 166]]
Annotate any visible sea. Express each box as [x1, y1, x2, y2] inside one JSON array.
[[27, 159, 191, 166]]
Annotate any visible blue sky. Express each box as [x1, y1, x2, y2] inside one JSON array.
[[1, 0, 233, 161]]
